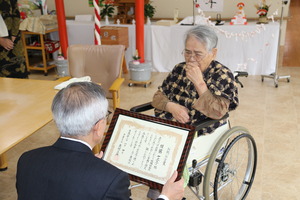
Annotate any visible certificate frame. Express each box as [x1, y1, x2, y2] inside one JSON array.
[[101, 108, 195, 190]]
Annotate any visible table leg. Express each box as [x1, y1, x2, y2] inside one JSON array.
[[0, 153, 8, 171]]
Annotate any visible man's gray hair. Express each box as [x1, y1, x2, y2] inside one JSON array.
[[185, 25, 218, 52], [51, 82, 108, 137]]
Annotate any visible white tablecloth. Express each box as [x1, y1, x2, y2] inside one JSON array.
[[65, 20, 280, 75]]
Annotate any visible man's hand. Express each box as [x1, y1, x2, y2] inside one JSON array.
[[0, 37, 14, 50], [166, 102, 190, 124], [161, 171, 184, 200], [95, 151, 104, 159]]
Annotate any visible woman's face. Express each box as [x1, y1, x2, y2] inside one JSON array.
[[184, 36, 217, 72]]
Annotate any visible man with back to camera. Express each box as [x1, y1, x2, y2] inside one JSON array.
[[16, 82, 184, 200]]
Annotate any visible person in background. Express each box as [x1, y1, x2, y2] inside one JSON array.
[[152, 25, 239, 136], [0, 0, 28, 78], [16, 82, 184, 200]]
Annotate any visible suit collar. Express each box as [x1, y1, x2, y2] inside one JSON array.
[[53, 138, 93, 154]]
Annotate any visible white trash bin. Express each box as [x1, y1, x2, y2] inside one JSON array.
[[128, 61, 152, 81], [56, 60, 69, 77]]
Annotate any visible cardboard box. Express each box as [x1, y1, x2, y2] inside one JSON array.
[[100, 26, 129, 48]]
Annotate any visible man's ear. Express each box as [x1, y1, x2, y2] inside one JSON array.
[[93, 119, 105, 137]]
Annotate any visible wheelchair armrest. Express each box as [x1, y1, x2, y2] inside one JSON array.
[[193, 113, 229, 132], [130, 102, 154, 112]]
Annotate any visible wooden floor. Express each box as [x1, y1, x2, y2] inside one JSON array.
[[283, 0, 300, 67], [1, 66, 300, 200]]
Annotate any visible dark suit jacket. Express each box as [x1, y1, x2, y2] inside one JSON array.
[[16, 138, 130, 200]]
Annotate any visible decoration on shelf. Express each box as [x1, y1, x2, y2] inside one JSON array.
[[132, 50, 141, 65], [100, 1, 115, 19], [105, 15, 110, 25], [230, 2, 247, 25], [40, 0, 48, 15], [255, 0, 270, 24], [174, 8, 179, 23], [57, 47, 65, 60], [44, 40, 60, 53], [93, 0, 101, 45], [267, 9, 278, 23], [215, 13, 224, 26]]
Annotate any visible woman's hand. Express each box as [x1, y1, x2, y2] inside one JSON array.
[[186, 62, 204, 85], [0, 37, 14, 50], [186, 62, 208, 95], [166, 102, 190, 123]]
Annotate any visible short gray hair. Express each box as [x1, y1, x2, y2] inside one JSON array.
[[185, 25, 218, 52], [51, 82, 108, 137]]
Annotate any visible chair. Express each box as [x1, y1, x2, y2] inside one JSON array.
[[67, 44, 125, 110]]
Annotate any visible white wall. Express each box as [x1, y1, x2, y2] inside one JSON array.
[[47, 0, 290, 44], [47, 0, 290, 19], [152, 0, 290, 19]]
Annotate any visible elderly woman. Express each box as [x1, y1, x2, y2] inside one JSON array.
[[152, 25, 239, 136]]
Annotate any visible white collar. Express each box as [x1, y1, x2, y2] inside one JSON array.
[[60, 136, 92, 150]]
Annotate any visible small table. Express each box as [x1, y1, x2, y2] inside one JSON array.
[[21, 28, 58, 76], [0, 78, 62, 170]]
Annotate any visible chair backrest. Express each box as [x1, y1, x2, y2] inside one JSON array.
[[68, 44, 125, 99]]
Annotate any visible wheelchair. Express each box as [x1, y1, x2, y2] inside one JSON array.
[[129, 72, 257, 200]]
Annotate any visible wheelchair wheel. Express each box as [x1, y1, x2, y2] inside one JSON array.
[[203, 126, 257, 200]]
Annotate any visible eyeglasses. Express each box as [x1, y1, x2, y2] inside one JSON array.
[[105, 110, 112, 119], [182, 49, 208, 61], [94, 110, 112, 125]]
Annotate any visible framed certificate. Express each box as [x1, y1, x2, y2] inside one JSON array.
[[101, 108, 195, 190]]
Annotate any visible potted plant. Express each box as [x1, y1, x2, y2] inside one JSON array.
[[100, 0, 115, 24], [144, 2, 156, 24]]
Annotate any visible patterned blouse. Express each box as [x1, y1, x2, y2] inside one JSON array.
[[153, 60, 239, 135], [0, 0, 27, 78]]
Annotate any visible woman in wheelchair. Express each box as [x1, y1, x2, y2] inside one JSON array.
[[152, 25, 239, 136], [136, 25, 256, 200]]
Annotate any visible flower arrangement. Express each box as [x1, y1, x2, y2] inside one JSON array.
[[254, 0, 270, 17], [132, 50, 141, 65], [133, 50, 141, 60], [99, 0, 115, 18]]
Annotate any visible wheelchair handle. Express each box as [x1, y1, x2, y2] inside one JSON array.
[[234, 71, 248, 88]]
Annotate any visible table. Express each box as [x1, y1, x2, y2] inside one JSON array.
[[150, 22, 280, 75], [0, 78, 61, 170], [65, 20, 279, 75]]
